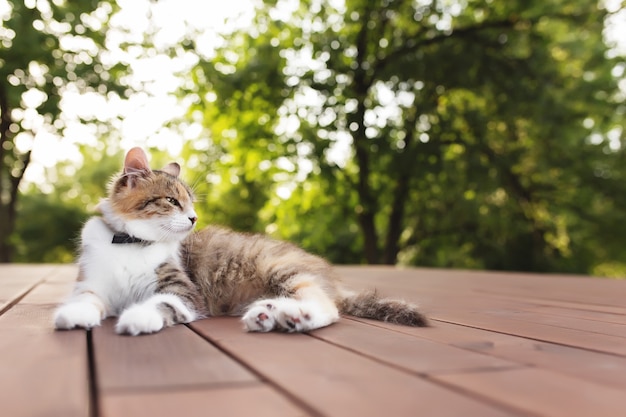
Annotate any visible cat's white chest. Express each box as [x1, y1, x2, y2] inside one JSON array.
[[77, 217, 181, 315]]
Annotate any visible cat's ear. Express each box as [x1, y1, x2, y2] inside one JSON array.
[[124, 147, 151, 175], [122, 147, 151, 188], [161, 162, 180, 177]]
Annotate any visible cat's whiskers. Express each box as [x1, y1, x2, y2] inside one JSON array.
[[191, 193, 208, 203], [188, 173, 204, 194], [159, 226, 177, 242]]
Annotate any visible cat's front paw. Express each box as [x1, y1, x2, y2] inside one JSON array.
[[116, 304, 163, 336], [54, 302, 103, 330]]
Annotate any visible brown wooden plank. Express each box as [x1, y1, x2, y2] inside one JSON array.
[[337, 266, 626, 308], [505, 297, 626, 316], [467, 274, 626, 308], [43, 264, 80, 283], [3, 264, 626, 417], [435, 310, 626, 356], [337, 267, 626, 356], [423, 281, 626, 323], [93, 320, 257, 392], [354, 318, 626, 388], [398, 290, 626, 340], [0, 329, 89, 417], [101, 385, 310, 417], [422, 286, 626, 329], [433, 367, 626, 417], [0, 274, 89, 417], [191, 317, 523, 417], [0, 266, 79, 331], [438, 290, 626, 325], [17, 279, 76, 306], [312, 318, 522, 375], [0, 264, 58, 314], [469, 308, 626, 338], [522, 303, 626, 325]]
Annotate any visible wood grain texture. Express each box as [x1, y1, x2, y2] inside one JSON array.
[[311, 318, 521, 375], [0, 264, 57, 314], [433, 367, 626, 417], [0, 330, 89, 417], [2, 264, 626, 417], [191, 317, 521, 417], [354, 318, 626, 388], [338, 266, 626, 355], [93, 320, 257, 392], [101, 385, 310, 417], [0, 267, 89, 417]]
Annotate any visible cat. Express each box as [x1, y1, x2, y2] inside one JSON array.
[[54, 147, 428, 335]]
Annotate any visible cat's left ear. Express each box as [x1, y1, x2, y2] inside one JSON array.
[[122, 147, 151, 188], [124, 147, 151, 175], [161, 163, 180, 178]]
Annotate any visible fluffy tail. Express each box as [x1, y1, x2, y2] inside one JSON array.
[[338, 289, 429, 327]]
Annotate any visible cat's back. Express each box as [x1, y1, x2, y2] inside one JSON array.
[[181, 225, 336, 315], [182, 225, 332, 283], [182, 225, 293, 268]]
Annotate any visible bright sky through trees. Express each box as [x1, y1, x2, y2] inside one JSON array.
[[14, 0, 626, 188], [14, 0, 253, 186]]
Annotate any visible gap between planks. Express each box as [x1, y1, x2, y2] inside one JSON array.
[[186, 323, 325, 417], [0, 265, 59, 315], [348, 316, 626, 388], [191, 318, 525, 417]]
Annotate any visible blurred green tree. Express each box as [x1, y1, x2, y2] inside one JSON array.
[[11, 145, 122, 262], [0, 0, 128, 262], [180, 0, 625, 272]]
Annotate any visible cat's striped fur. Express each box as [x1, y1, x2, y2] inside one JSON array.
[[54, 147, 427, 335]]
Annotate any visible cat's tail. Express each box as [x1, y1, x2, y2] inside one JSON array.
[[337, 289, 429, 327]]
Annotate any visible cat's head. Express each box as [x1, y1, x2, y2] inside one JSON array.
[[98, 147, 198, 243]]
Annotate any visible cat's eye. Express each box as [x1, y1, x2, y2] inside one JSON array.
[[165, 197, 181, 208]]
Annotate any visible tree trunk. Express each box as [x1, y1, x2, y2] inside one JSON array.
[[0, 82, 12, 262], [353, 102, 380, 264], [350, 6, 380, 264], [0, 206, 14, 263], [381, 100, 422, 265], [382, 174, 410, 264], [0, 82, 30, 263]]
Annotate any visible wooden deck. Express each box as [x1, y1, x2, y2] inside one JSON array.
[[1, 264, 625, 417]]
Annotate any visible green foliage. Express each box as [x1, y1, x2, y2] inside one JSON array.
[[12, 187, 87, 263], [1, 0, 130, 261], [12, 148, 122, 263], [8, 0, 626, 280], [179, 0, 626, 275]]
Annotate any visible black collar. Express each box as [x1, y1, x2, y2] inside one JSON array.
[[111, 233, 151, 245]]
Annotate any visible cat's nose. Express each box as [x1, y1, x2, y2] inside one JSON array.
[[188, 216, 198, 225]]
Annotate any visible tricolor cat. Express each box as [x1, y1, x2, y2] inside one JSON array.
[[54, 147, 428, 335]]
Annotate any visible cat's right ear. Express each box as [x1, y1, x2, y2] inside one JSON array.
[[122, 147, 151, 187]]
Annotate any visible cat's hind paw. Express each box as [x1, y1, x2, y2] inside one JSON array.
[[116, 304, 164, 336], [274, 300, 316, 332], [242, 298, 338, 333], [242, 301, 277, 332], [54, 302, 103, 330]]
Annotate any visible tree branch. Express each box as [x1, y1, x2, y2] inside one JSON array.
[[373, 10, 591, 80], [351, 4, 381, 263], [374, 16, 521, 78]]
